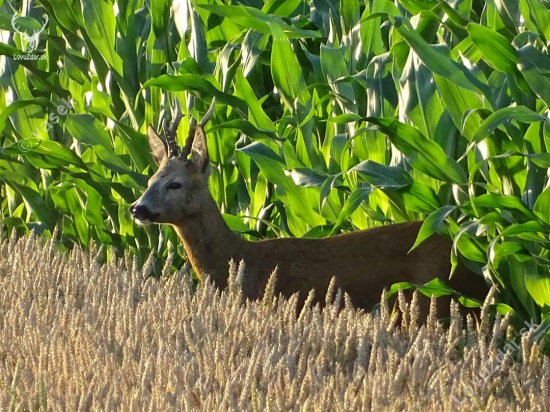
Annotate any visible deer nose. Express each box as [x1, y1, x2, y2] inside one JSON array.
[[130, 204, 159, 222]]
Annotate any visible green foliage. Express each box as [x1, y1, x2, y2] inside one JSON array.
[[0, 0, 549, 328]]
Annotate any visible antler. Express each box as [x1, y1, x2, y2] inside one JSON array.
[[11, 12, 25, 35], [180, 98, 216, 159], [40, 14, 49, 32], [163, 99, 184, 158]]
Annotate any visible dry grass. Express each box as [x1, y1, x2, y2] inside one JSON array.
[[0, 232, 549, 412]]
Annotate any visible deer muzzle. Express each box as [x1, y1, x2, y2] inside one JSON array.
[[130, 204, 159, 223]]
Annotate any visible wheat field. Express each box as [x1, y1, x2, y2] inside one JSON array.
[[0, 232, 548, 411]]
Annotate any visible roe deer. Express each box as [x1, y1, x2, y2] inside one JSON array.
[[130, 99, 489, 318]]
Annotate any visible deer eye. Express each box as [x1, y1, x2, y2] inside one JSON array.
[[167, 182, 182, 190]]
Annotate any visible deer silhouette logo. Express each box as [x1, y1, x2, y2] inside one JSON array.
[[11, 12, 48, 54]]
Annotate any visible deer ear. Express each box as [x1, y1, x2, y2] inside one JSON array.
[[147, 125, 167, 166], [190, 126, 209, 173]]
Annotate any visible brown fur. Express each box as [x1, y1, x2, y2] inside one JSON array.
[[173, 193, 488, 316], [132, 123, 489, 318]]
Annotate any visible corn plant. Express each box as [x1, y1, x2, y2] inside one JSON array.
[[0, 0, 549, 328]]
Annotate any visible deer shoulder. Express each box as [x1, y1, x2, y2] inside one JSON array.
[[131, 99, 489, 316]]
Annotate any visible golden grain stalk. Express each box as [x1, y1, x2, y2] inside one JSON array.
[[0, 232, 548, 411]]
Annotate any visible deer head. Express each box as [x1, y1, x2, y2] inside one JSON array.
[[12, 12, 48, 53], [130, 99, 216, 225]]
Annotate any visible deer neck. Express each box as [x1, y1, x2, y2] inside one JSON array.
[[173, 195, 245, 287]]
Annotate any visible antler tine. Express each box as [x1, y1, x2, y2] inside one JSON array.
[[200, 97, 216, 128], [41, 14, 49, 31], [180, 98, 216, 159], [180, 122, 196, 159], [163, 99, 184, 158], [12, 12, 24, 35]]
